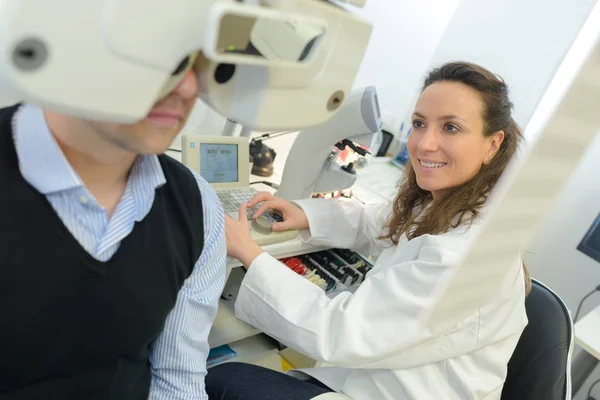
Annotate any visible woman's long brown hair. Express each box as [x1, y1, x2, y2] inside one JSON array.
[[380, 62, 531, 294]]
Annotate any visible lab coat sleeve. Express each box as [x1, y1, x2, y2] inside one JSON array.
[[235, 234, 480, 371], [293, 198, 391, 257]]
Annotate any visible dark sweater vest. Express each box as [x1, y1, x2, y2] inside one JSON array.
[[0, 105, 204, 399]]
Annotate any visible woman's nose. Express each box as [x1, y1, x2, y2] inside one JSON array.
[[417, 129, 440, 152]]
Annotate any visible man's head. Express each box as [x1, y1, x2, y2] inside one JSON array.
[[45, 56, 200, 158]]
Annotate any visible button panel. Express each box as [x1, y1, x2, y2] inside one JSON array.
[[279, 249, 373, 293]]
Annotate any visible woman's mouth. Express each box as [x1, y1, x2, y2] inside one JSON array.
[[419, 159, 447, 168]]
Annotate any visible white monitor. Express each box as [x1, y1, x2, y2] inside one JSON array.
[[419, 3, 600, 330], [181, 135, 250, 190]]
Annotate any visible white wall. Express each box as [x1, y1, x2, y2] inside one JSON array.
[[350, 0, 459, 130], [427, 0, 597, 131]]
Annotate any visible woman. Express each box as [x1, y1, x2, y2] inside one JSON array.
[[206, 62, 530, 400]]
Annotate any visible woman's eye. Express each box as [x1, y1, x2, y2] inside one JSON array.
[[445, 124, 459, 132], [412, 120, 425, 129]]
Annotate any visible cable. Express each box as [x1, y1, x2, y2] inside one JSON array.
[[574, 284, 600, 322], [167, 148, 182, 153], [249, 181, 279, 189], [587, 378, 600, 399]]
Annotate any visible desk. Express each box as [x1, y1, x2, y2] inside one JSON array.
[[576, 305, 600, 359], [572, 304, 600, 394]]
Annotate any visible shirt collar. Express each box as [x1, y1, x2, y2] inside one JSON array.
[[13, 104, 167, 205], [128, 151, 167, 221], [14, 103, 83, 194]]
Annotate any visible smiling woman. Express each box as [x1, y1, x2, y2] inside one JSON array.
[[383, 62, 525, 244], [409, 85, 504, 200]]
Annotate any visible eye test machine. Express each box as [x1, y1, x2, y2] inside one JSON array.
[[181, 84, 383, 247], [181, 134, 299, 246]]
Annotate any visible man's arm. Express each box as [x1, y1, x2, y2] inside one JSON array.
[[148, 172, 227, 400]]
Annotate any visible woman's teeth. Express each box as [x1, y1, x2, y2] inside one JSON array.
[[419, 160, 447, 168]]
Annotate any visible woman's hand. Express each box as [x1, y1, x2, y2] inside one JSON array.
[[225, 203, 264, 269], [248, 192, 310, 232]]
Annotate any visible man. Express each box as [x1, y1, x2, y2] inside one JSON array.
[[0, 61, 226, 399]]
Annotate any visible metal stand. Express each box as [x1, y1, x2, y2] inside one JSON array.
[[222, 119, 240, 136], [221, 119, 253, 140], [240, 127, 253, 138]]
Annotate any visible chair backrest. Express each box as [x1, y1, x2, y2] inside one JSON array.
[[501, 279, 574, 400]]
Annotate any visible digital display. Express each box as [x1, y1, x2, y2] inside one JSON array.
[[199, 143, 239, 183], [578, 212, 600, 264]]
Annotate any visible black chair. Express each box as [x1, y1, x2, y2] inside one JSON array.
[[501, 279, 574, 400]]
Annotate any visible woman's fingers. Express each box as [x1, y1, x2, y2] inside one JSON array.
[[247, 191, 274, 208], [252, 201, 278, 219]]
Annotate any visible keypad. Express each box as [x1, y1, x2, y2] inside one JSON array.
[[217, 188, 260, 219]]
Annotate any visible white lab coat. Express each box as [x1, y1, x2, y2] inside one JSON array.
[[235, 198, 528, 400]]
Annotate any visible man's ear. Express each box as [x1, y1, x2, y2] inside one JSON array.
[[483, 130, 505, 165]]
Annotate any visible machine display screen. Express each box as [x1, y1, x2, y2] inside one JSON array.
[[200, 143, 239, 183], [578, 212, 600, 264]]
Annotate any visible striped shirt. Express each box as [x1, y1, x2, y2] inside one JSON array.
[[12, 103, 226, 400]]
